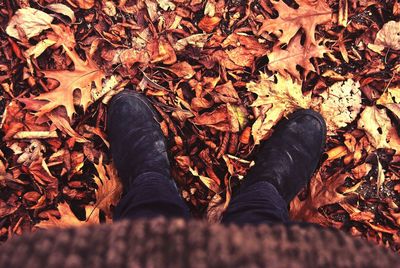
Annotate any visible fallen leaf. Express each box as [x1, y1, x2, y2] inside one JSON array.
[[93, 156, 122, 218], [319, 79, 362, 134], [168, 61, 196, 79], [31, 46, 105, 121], [70, 0, 95, 9], [28, 159, 58, 201], [374, 21, 400, 50], [247, 73, 312, 144], [290, 171, 348, 225], [198, 16, 221, 33], [36, 202, 99, 229], [357, 106, 400, 153], [192, 104, 246, 133], [377, 86, 400, 119], [6, 7, 54, 40], [268, 34, 328, 79], [46, 3, 76, 23], [258, 0, 332, 46]]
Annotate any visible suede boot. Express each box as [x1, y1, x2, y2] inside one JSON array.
[[107, 90, 171, 189], [245, 109, 327, 204]]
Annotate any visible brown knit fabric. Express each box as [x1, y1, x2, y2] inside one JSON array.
[[0, 218, 398, 268]]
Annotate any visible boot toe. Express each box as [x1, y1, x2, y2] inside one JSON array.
[[287, 109, 326, 153]]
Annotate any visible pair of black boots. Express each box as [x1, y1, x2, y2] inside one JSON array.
[[108, 90, 326, 209]]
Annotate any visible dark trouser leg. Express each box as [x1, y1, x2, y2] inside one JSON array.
[[222, 180, 289, 225], [113, 172, 190, 221]]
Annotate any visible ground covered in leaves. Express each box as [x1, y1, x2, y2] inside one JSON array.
[[0, 0, 399, 252]]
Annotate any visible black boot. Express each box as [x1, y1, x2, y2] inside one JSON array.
[[245, 109, 327, 204], [107, 90, 171, 188]]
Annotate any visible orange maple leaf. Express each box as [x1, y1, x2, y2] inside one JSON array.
[[34, 46, 105, 121], [259, 0, 332, 46]]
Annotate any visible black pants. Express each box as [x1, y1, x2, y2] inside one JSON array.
[[114, 171, 289, 225]]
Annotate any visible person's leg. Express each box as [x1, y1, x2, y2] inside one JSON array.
[[108, 90, 190, 220], [222, 110, 326, 225]]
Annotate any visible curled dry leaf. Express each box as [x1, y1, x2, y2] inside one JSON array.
[[6, 7, 54, 40], [374, 21, 400, 50], [46, 3, 76, 23], [248, 73, 312, 144], [198, 16, 222, 33], [319, 79, 362, 134]]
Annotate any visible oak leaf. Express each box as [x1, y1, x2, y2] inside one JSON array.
[[34, 46, 105, 121], [247, 73, 311, 144], [268, 34, 328, 79], [258, 0, 332, 46]]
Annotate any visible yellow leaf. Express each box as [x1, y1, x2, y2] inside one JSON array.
[[247, 73, 311, 144], [377, 86, 400, 119], [6, 7, 53, 40], [36, 202, 99, 229], [357, 106, 400, 154]]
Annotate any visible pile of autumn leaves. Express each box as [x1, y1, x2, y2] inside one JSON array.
[[0, 0, 400, 251]]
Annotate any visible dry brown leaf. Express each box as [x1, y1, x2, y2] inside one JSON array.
[[357, 106, 400, 154], [258, 0, 332, 46], [192, 104, 247, 133], [319, 79, 362, 134], [247, 73, 312, 144], [6, 7, 54, 40], [28, 159, 58, 201], [268, 34, 328, 79], [168, 61, 196, 79]]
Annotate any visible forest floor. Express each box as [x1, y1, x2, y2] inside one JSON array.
[[0, 0, 399, 253]]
